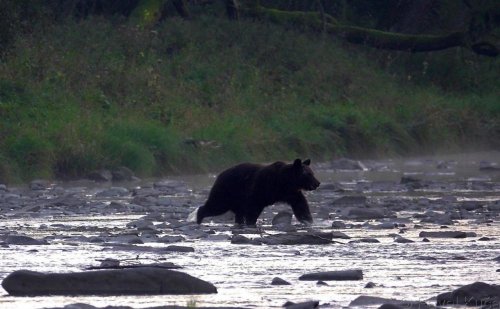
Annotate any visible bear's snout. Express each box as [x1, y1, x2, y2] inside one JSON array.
[[305, 180, 320, 191], [312, 180, 320, 190]]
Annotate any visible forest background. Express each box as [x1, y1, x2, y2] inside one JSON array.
[[0, 0, 499, 182]]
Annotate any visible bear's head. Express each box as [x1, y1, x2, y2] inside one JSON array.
[[292, 158, 321, 191]]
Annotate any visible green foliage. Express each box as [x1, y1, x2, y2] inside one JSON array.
[[0, 15, 498, 182]]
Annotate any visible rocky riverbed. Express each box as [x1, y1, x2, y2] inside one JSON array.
[[0, 152, 499, 309]]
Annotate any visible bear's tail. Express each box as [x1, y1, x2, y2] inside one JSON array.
[[187, 207, 199, 223]]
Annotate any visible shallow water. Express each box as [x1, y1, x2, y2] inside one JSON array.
[[1, 152, 499, 309]]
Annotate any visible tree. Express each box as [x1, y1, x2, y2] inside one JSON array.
[[225, 0, 499, 57]]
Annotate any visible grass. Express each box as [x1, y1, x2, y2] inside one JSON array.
[[0, 16, 498, 183]]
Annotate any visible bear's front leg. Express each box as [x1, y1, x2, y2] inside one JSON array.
[[234, 211, 245, 226], [287, 192, 313, 224]]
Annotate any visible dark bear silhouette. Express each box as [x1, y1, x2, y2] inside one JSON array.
[[188, 159, 320, 226]]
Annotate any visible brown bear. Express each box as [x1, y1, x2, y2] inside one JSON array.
[[188, 159, 320, 226]]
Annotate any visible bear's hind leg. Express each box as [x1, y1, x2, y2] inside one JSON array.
[[244, 205, 264, 227], [196, 200, 232, 224]]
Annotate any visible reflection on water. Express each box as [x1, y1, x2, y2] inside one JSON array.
[[0, 152, 499, 308]]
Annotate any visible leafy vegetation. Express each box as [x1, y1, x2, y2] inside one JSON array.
[[0, 15, 498, 182]]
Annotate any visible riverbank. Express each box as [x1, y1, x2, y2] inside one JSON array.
[[1, 16, 499, 183]]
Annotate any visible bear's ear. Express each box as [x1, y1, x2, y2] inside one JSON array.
[[303, 159, 311, 166], [293, 159, 302, 168]]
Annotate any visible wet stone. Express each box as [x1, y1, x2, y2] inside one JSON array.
[[331, 231, 350, 239], [299, 269, 363, 281], [331, 220, 346, 229], [164, 245, 194, 253], [260, 231, 333, 245], [478, 236, 493, 241], [272, 211, 293, 228], [418, 231, 467, 238], [111, 166, 135, 181], [30, 180, 51, 191], [436, 281, 500, 306], [87, 170, 112, 182], [283, 300, 320, 309], [2, 235, 48, 245], [126, 219, 154, 230], [394, 236, 414, 243], [271, 277, 291, 285], [365, 282, 376, 288], [349, 238, 380, 243], [105, 201, 129, 212], [1, 268, 217, 295], [95, 187, 129, 198], [230, 235, 261, 245], [479, 161, 500, 171], [157, 235, 185, 243], [350, 296, 431, 308], [342, 207, 390, 220]]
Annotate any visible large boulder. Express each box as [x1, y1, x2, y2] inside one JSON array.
[[260, 232, 333, 245], [2, 267, 217, 295], [87, 170, 112, 182], [299, 269, 363, 281], [418, 231, 467, 238], [349, 296, 430, 308], [436, 282, 500, 306], [2, 235, 48, 245]]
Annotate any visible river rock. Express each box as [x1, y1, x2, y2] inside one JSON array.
[[111, 166, 135, 181], [0, 184, 7, 191], [436, 281, 500, 306], [331, 231, 350, 239], [95, 187, 129, 198], [479, 161, 500, 171], [400, 176, 424, 189], [271, 277, 291, 285], [299, 269, 363, 281], [272, 211, 293, 229], [331, 220, 346, 229], [260, 231, 333, 245], [349, 238, 380, 243], [87, 170, 112, 182], [283, 300, 319, 309], [157, 235, 185, 243], [105, 201, 130, 212], [126, 219, 155, 230], [230, 235, 262, 245], [1, 268, 217, 295], [341, 207, 389, 220], [365, 282, 376, 288], [332, 195, 367, 206], [420, 212, 453, 225], [30, 179, 51, 190], [418, 231, 467, 238], [394, 236, 414, 243], [3, 235, 48, 245], [329, 158, 367, 170], [349, 296, 431, 308], [164, 245, 194, 252]]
